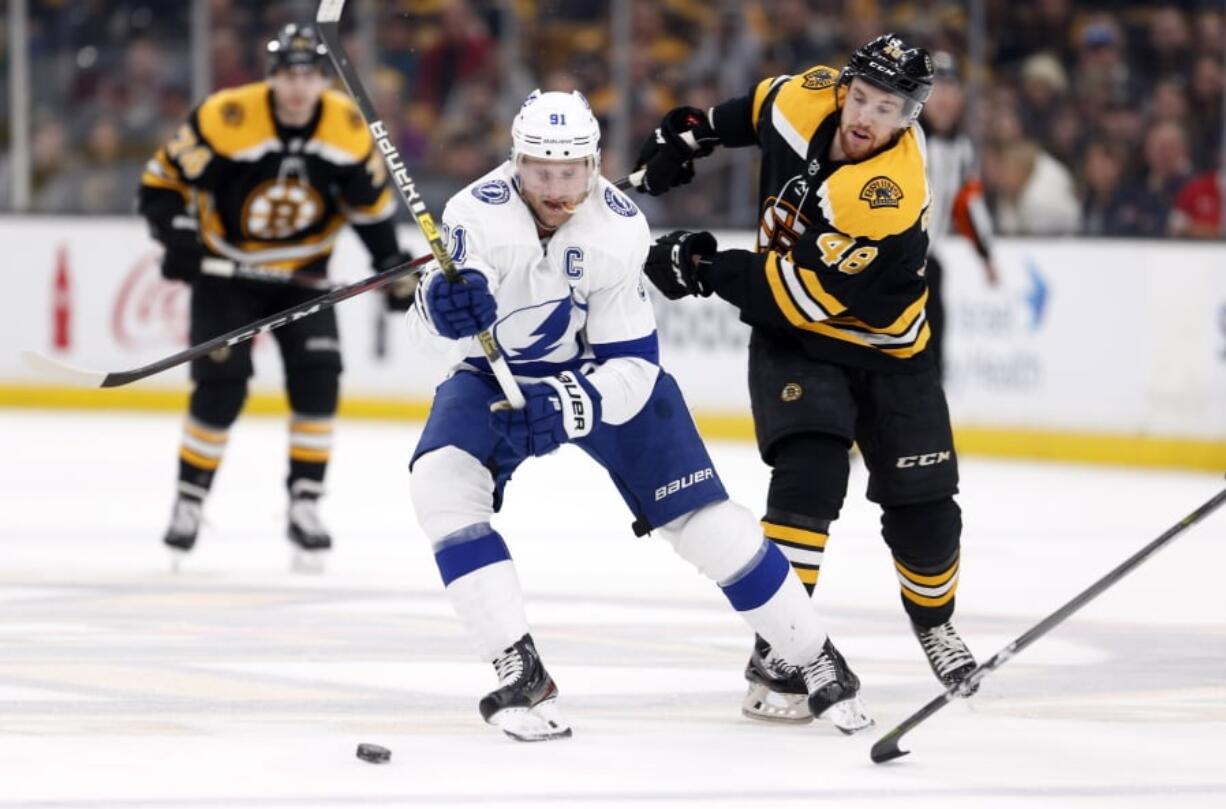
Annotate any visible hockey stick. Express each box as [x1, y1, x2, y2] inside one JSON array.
[[613, 170, 644, 193], [870, 478, 1226, 764], [315, 0, 524, 409], [201, 257, 335, 290], [20, 252, 431, 388]]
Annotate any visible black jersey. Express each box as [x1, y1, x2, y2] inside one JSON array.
[[705, 65, 934, 371], [139, 82, 397, 275]]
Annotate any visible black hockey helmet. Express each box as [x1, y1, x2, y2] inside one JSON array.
[[838, 34, 934, 121], [266, 23, 328, 74]]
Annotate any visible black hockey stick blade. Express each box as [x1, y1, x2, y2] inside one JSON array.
[[870, 478, 1226, 764], [21, 253, 431, 389]]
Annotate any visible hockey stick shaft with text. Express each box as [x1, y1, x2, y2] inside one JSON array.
[[316, 0, 524, 408]]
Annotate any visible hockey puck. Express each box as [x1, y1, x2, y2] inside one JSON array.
[[356, 743, 391, 764]]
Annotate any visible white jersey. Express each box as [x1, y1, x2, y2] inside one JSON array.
[[407, 162, 660, 425]]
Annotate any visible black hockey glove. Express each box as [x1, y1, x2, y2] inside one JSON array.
[[159, 227, 204, 283], [375, 252, 418, 312], [644, 230, 718, 300], [632, 106, 719, 196]]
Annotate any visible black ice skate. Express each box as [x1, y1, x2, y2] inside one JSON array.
[[802, 638, 874, 734], [479, 634, 572, 742], [742, 634, 813, 724], [287, 498, 331, 573], [912, 620, 979, 696], [164, 496, 203, 571]]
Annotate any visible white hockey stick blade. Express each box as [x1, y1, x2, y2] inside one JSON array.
[[21, 350, 107, 388]]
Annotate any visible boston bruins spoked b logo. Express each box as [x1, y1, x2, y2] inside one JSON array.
[[859, 176, 904, 209], [243, 178, 325, 240]]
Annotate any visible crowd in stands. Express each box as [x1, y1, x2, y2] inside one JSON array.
[[4, 0, 1224, 238]]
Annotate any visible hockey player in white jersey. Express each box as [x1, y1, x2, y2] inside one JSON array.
[[406, 90, 871, 741]]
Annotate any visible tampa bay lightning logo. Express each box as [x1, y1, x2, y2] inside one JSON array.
[[503, 298, 575, 361], [604, 186, 638, 217], [472, 179, 511, 205]]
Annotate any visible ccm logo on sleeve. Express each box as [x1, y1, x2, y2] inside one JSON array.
[[655, 467, 714, 501]]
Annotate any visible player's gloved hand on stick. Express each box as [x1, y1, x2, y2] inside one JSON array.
[[375, 252, 418, 312], [489, 371, 601, 457], [632, 106, 718, 196], [418, 267, 497, 339], [159, 228, 205, 283], [644, 230, 718, 299]]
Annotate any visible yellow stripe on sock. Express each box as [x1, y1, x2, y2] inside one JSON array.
[[761, 520, 827, 549], [900, 585, 958, 608], [895, 559, 959, 587], [180, 446, 221, 470], [289, 447, 330, 463]]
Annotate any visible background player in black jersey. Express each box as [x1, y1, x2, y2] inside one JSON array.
[[138, 24, 412, 569], [633, 34, 979, 724]]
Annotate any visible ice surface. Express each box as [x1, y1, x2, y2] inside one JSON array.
[[1, 409, 1223, 808]]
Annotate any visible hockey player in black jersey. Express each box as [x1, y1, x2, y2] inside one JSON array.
[[138, 24, 412, 569], [634, 34, 978, 723]]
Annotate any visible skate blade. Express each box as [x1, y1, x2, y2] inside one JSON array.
[[488, 699, 573, 742], [741, 683, 814, 724], [819, 695, 875, 735], [291, 550, 328, 574]]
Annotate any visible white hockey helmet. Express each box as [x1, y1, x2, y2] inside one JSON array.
[[511, 90, 601, 206]]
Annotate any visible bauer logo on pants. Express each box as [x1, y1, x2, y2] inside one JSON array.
[[655, 467, 714, 501]]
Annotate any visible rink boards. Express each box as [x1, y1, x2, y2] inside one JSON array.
[[0, 215, 1224, 470]]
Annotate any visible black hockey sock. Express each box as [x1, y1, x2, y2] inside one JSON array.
[[761, 509, 830, 596]]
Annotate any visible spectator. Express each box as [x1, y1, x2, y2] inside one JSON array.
[[1188, 55, 1224, 171], [1140, 7, 1193, 84], [1115, 120, 1194, 237], [1081, 140, 1132, 235], [413, 0, 496, 114], [1072, 17, 1132, 116], [1018, 52, 1069, 143], [1170, 165, 1223, 239], [985, 139, 1082, 235]]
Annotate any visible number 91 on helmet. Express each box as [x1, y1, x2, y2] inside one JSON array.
[[510, 90, 601, 228]]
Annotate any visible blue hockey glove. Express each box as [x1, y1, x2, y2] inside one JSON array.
[[489, 371, 602, 457], [644, 230, 718, 299], [419, 268, 497, 339]]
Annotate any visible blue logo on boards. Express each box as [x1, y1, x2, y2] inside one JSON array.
[[604, 186, 638, 217], [1023, 259, 1048, 331], [472, 180, 511, 205]]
